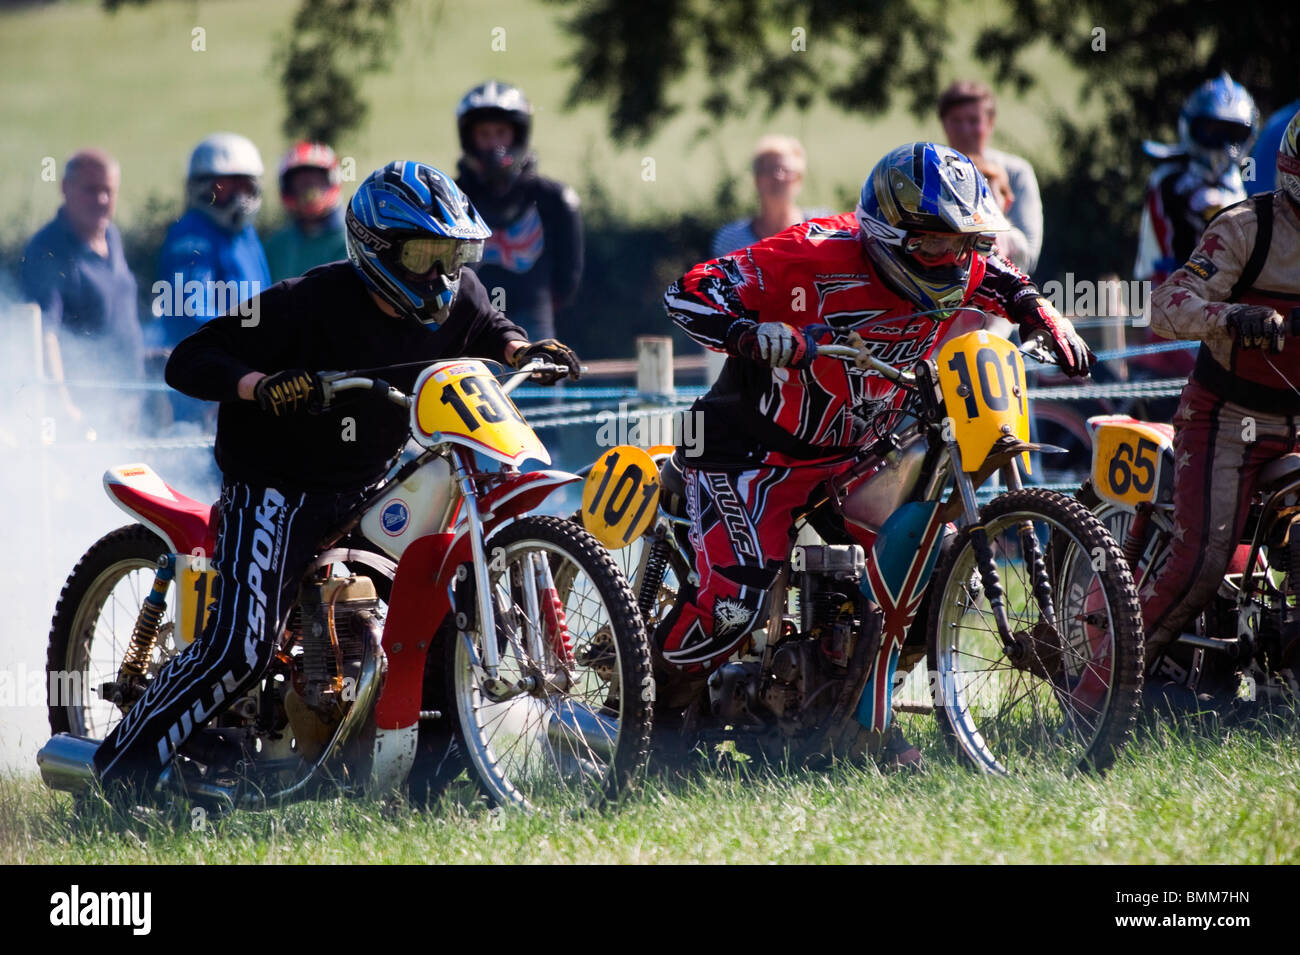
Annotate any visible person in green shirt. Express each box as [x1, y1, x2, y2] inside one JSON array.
[[263, 141, 348, 282]]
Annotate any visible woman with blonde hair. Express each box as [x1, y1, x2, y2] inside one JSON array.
[[712, 135, 828, 257]]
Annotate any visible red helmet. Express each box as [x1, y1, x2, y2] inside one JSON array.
[[278, 141, 342, 220]]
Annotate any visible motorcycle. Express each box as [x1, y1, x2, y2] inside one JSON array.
[[588, 312, 1145, 773], [37, 358, 653, 812], [1081, 412, 1300, 707]]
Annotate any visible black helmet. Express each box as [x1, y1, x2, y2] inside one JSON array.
[[456, 80, 534, 187]]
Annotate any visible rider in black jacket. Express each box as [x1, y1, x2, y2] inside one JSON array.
[[454, 81, 584, 343], [92, 162, 581, 795]]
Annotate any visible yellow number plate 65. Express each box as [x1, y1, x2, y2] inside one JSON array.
[[581, 445, 661, 549], [1091, 421, 1172, 507]]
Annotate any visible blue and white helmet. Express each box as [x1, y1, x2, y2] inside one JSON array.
[[1179, 72, 1258, 179], [345, 161, 492, 325], [855, 142, 1009, 313]]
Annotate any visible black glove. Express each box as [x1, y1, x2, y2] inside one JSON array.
[[509, 339, 582, 384], [1010, 291, 1094, 377], [253, 369, 322, 417], [1225, 304, 1287, 352]]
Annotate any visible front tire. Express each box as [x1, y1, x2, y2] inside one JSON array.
[[926, 488, 1144, 773], [448, 516, 653, 810]]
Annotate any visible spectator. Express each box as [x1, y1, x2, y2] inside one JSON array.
[[263, 141, 348, 282], [21, 148, 144, 432], [153, 132, 270, 350], [970, 155, 1018, 261], [1247, 98, 1300, 194], [455, 81, 583, 344], [712, 135, 829, 258], [939, 80, 1043, 274]]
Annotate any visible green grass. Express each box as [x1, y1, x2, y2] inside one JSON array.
[[1, 0, 1096, 246], [5, 710, 1296, 864]]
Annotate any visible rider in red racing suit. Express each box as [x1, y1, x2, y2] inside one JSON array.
[[658, 142, 1093, 763]]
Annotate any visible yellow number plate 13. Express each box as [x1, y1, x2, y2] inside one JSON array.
[[582, 445, 661, 549], [1090, 420, 1172, 508], [413, 360, 549, 467], [177, 555, 217, 646]]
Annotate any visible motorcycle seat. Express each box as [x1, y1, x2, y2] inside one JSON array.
[[658, 451, 688, 519], [103, 463, 218, 555], [1258, 453, 1300, 493]]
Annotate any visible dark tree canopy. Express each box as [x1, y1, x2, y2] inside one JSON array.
[[554, 0, 1300, 277]]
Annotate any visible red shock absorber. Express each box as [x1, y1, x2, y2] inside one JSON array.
[[1123, 503, 1153, 586], [541, 585, 575, 667]]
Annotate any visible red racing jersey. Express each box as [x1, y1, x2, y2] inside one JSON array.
[[665, 213, 1041, 469]]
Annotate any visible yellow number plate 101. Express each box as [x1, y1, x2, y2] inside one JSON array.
[[581, 445, 661, 550], [1090, 420, 1173, 508]]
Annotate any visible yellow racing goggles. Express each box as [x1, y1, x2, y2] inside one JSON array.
[[398, 237, 484, 278]]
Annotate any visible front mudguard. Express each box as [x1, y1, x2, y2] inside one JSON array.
[[368, 469, 581, 790]]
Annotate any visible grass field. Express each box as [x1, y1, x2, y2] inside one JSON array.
[[0, 0, 1094, 245], [4, 710, 1296, 864]]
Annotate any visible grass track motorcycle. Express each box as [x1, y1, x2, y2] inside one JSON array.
[[591, 313, 1145, 773], [1082, 412, 1300, 709], [38, 359, 652, 813]]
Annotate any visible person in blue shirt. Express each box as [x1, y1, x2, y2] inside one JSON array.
[[1248, 99, 1300, 194], [152, 133, 270, 350], [152, 133, 270, 425], [21, 149, 144, 435]]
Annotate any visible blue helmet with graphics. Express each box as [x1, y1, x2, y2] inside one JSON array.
[[1179, 72, 1258, 178], [345, 161, 492, 325], [855, 142, 1009, 313]]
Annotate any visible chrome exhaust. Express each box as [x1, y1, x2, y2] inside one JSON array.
[[547, 700, 618, 761], [37, 734, 101, 793]]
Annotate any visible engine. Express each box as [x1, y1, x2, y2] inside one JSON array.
[[282, 575, 383, 760], [708, 544, 867, 730]]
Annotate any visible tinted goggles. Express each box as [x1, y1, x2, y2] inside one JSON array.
[[398, 237, 484, 277], [1189, 118, 1253, 150], [904, 231, 994, 266]]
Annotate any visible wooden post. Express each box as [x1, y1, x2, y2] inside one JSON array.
[[1098, 274, 1129, 382], [636, 336, 673, 448]]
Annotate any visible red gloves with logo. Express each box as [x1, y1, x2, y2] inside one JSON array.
[[729, 322, 820, 369], [1010, 292, 1094, 377]]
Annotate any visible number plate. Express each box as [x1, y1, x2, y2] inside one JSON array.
[[177, 556, 217, 646], [581, 445, 661, 549], [1091, 422, 1172, 508], [934, 331, 1029, 473], [411, 360, 549, 467]]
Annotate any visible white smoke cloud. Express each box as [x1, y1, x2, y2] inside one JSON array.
[[0, 288, 219, 774]]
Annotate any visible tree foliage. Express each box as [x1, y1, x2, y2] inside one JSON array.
[[555, 0, 1300, 278], [553, 0, 951, 143]]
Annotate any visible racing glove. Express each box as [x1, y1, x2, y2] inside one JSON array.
[[510, 338, 582, 384], [1224, 304, 1287, 352], [253, 369, 322, 417], [730, 322, 818, 369], [1009, 292, 1094, 377]]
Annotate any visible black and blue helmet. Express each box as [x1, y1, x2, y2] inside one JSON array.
[[345, 161, 492, 325]]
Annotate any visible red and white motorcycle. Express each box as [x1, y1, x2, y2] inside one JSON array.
[[37, 359, 652, 812]]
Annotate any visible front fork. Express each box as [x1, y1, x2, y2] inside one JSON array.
[[455, 452, 574, 700], [949, 447, 1057, 657]]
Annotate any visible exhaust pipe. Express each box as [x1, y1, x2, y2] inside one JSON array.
[[37, 734, 101, 793], [547, 701, 618, 761]]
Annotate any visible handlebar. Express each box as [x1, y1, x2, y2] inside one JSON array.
[[316, 359, 571, 410], [810, 320, 1068, 383]]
